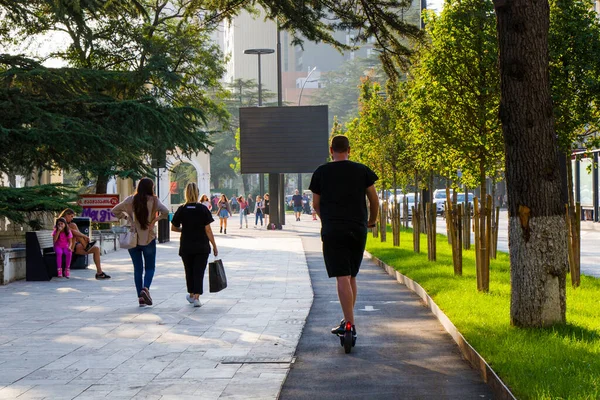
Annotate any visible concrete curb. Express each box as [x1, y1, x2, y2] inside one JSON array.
[[365, 251, 517, 400]]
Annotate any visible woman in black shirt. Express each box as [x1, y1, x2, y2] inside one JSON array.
[[171, 183, 218, 307]]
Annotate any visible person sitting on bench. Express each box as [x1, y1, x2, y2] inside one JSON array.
[[59, 208, 111, 280]]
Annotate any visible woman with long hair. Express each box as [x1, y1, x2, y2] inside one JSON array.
[[238, 195, 248, 229], [263, 193, 270, 227], [200, 194, 211, 211], [171, 183, 218, 307], [254, 195, 264, 228], [217, 194, 231, 234], [112, 177, 169, 307]]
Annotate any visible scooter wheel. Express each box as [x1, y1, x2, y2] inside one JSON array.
[[343, 330, 352, 353], [343, 322, 353, 354]]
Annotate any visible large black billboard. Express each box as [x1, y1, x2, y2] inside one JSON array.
[[239, 105, 329, 173]]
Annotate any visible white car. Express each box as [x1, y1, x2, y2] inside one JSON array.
[[432, 189, 447, 215], [399, 193, 418, 219], [387, 190, 403, 206], [441, 192, 474, 215]]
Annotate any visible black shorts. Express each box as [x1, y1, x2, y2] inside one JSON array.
[[321, 227, 367, 278]]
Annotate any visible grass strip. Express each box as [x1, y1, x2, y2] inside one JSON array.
[[366, 226, 600, 400]]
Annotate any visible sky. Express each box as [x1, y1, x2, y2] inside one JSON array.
[[427, 0, 444, 12]]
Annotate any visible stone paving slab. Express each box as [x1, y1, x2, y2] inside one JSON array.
[[0, 223, 312, 399]]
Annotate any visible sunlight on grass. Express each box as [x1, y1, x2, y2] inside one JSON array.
[[367, 226, 600, 400]]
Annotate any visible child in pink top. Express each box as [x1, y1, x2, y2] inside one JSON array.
[[52, 217, 74, 278]]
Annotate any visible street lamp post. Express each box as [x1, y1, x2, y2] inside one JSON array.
[[297, 66, 318, 193], [297, 66, 318, 106], [244, 48, 275, 196]]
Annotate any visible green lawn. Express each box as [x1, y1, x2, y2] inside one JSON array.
[[366, 227, 600, 400]]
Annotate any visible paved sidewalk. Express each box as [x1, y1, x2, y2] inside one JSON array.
[[0, 223, 312, 399]]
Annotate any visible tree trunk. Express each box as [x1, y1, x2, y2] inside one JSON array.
[[95, 175, 109, 194], [495, 0, 568, 327]]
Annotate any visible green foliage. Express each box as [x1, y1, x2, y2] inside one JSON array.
[[0, 1, 228, 191], [0, 184, 80, 230], [408, 0, 503, 189], [311, 57, 385, 129], [367, 225, 600, 399], [0, 55, 211, 182], [549, 0, 600, 151]]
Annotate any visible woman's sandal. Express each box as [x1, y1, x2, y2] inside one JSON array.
[[95, 272, 111, 280]]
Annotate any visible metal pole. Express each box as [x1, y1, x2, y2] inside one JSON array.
[[298, 66, 317, 106], [258, 54, 262, 107], [277, 27, 285, 226], [258, 54, 264, 196]]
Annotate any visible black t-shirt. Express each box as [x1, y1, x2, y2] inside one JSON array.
[[309, 160, 378, 229], [292, 194, 303, 207], [171, 203, 214, 255]]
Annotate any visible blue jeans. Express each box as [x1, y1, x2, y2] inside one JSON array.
[[255, 211, 263, 225], [128, 239, 156, 296]]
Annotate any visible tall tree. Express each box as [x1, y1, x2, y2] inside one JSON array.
[[409, 0, 502, 291], [0, 1, 227, 192], [495, 0, 568, 327]]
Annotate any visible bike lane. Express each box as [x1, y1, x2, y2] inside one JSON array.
[[280, 222, 494, 399]]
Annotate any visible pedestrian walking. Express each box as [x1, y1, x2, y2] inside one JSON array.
[[309, 135, 379, 342], [200, 194, 212, 211], [246, 194, 254, 216], [264, 193, 270, 226], [111, 177, 169, 307], [171, 183, 218, 307], [292, 189, 303, 221], [230, 196, 239, 213], [52, 217, 74, 278], [217, 194, 232, 234], [59, 208, 111, 280], [238, 196, 249, 228], [254, 195, 264, 227]]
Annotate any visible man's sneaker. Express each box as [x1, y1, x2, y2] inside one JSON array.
[[193, 298, 202, 308], [85, 241, 97, 252], [331, 319, 346, 335], [140, 288, 152, 306], [138, 297, 146, 307], [186, 294, 194, 304]]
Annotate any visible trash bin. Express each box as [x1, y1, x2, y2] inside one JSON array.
[[158, 218, 170, 243], [71, 217, 90, 269]]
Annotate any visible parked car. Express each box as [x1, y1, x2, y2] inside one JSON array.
[[387, 190, 403, 206], [432, 189, 447, 215], [442, 192, 474, 216], [399, 193, 419, 219]]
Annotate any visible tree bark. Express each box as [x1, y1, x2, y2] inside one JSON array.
[[495, 0, 568, 327], [95, 175, 109, 194]]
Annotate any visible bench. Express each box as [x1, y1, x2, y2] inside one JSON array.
[[25, 230, 88, 281]]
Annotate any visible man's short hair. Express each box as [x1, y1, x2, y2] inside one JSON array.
[[331, 135, 350, 153]]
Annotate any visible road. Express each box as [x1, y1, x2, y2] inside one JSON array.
[[435, 210, 600, 278]]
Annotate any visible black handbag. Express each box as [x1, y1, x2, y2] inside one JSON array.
[[209, 259, 228, 292]]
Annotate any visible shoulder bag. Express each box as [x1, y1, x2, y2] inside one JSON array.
[[119, 225, 138, 249], [119, 206, 138, 249]]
